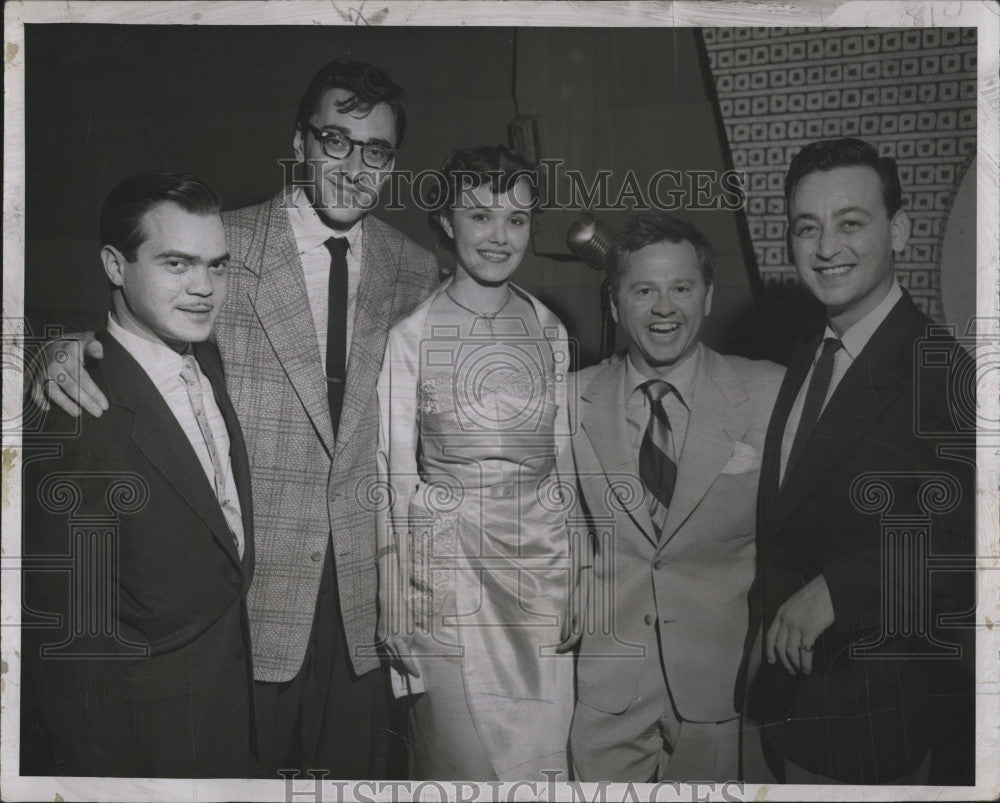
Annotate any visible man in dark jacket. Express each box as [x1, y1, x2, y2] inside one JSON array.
[[23, 172, 256, 777], [749, 137, 976, 784]]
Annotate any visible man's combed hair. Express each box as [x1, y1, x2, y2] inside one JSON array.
[[99, 172, 220, 261], [606, 211, 716, 293], [784, 137, 902, 217], [296, 58, 407, 147]]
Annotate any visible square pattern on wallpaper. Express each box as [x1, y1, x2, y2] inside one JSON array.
[[702, 27, 977, 321]]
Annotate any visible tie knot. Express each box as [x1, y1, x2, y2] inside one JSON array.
[[325, 236, 349, 260], [821, 337, 843, 356], [641, 379, 674, 404], [179, 355, 199, 385]]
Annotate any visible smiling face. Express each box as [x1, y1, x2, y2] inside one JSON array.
[[292, 87, 397, 231], [102, 202, 229, 351], [788, 165, 910, 333], [611, 239, 712, 376], [440, 178, 533, 286]]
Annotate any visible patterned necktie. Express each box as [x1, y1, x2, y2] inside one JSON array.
[[787, 336, 843, 476], [639, 380, 677, 518], [179, 355, 244, 558], [325, 236, 349, 436]]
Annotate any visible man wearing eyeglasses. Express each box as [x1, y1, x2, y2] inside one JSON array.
[[34, 59, 439, 778]]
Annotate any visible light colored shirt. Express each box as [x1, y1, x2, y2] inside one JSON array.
[[286, 185, 364, 365], [624, 343, 700, 530], [779, 280, 903, 483], [106, 314, 244, 557]]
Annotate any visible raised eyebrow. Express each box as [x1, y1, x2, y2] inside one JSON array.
[[834, 206, 871, 217], [155, 250, 197, 262]]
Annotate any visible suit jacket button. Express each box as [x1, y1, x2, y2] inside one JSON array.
[[644, 614, 653, 626], [653, 560, 663, 571], [311, 551, 324, 563]]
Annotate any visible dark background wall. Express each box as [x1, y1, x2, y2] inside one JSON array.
[[24, 24, 757, 367]]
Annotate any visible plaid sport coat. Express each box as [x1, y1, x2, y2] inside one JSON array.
[[217, 192, 439, 682]]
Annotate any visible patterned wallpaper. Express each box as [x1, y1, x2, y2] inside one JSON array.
[[702, 27, 977, 321]]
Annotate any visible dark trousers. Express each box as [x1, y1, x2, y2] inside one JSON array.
[[253, 546, 400, 779]]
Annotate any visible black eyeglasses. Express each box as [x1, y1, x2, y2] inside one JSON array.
[[304, 124, 396, 169]]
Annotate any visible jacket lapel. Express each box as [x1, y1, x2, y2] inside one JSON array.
[[579, 357, 657, 545], [758, 337, 816, 535], [244, 194, 336, 458], [98, 333, 243, 571], [658, 350, 745, 547], [335, 217, 401, 457], [767, 295, 916, 536]]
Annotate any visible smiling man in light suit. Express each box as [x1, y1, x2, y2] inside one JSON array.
[[566, 212, 783, 782]]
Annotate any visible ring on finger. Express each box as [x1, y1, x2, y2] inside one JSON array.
[[798, 644, 814, 653]]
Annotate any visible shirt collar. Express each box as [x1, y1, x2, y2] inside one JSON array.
[[823, 280, 903, 360], [286, 185, 364, 258], [105, 312, 191, 385], [625, 342, 703, 408]]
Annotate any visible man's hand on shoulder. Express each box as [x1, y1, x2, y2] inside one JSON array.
[[31, 333, 108, 418]]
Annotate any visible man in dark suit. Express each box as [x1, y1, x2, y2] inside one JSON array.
[[748, 137, 976, 784], [34, 59, 439, 777], [23, 172, 256, 777]]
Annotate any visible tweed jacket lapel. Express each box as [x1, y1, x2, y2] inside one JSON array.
[[98, 332, 244, 572], [579, 356, 657, 546], [336, 217, 402, 458], [658, 349, 747, 548], [243, 194, 336, 457]]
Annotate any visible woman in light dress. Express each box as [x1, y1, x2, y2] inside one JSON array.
[[375, 145, 576, 781]]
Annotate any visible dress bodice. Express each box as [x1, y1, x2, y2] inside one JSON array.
[[416, 293, 557, 489]]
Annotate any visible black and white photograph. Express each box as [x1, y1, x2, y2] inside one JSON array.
[[2, 2, 997, 801]]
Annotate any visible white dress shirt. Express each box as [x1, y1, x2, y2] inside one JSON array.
[[106, 314, 244, 557], [286, 185, 364, 365], [779, 280, 904, 483]]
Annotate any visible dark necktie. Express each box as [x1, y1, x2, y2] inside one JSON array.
[[325, 237, 349, 435], [639, 380, 677, 516], [787, 336, 842, 475]]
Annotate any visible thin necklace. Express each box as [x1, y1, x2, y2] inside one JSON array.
[[445, 286, 512, 333]]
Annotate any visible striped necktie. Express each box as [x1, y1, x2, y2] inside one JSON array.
[[639, 380, 677, 522], [179, 355, 244, 558]]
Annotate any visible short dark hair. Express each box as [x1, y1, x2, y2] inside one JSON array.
[[296, 59, 407, 147], [606, 212, 715, 294], [784, 137, 902, 218], [100, 172, 220, 261], [429, 144, 539, 245]]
